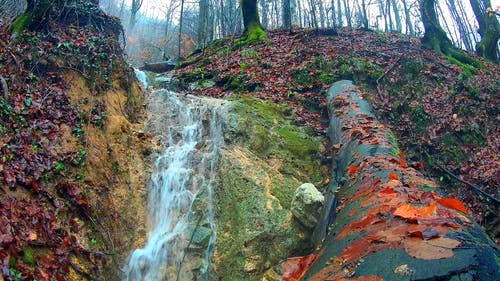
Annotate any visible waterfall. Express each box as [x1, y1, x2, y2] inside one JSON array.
[[134, 68, 148, 88], [124, 90, 225, 281]]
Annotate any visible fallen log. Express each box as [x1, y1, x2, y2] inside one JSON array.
[[286, 80, 500, 280], [139, 60, 176, 73]]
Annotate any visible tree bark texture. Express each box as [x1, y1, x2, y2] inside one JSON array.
[[286, 80, 500, 280], [420, 0, 452, 53], [469, 0, 500, 62], [282, 0, 292, 29], [241, 0, 265, 41]]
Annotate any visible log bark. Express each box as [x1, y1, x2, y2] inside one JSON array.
[[139, 61, 176, 73], [290, 81, 500, 280]]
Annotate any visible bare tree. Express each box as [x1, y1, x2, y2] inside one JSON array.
[[469, 0, 500, 62], [402, 0, 415, 35], [129, 0, 144, 30], [283, 0, 292, 29], [419, 0, 452, 54]]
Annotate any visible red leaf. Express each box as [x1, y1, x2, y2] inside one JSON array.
[[283, 254, 318, 281], [437, 198, 468, 214], [388, 173, 399, 180], [348, 165, 359, 175]]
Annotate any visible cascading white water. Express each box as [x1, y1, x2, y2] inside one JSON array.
[[124, 90, 225, 281], [134, 68, 148, 88]]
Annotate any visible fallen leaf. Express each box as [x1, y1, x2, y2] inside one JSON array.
[[389, 173, 399, 180], [394, 203, 437, 221], [404, 237, 460, 260], [283, 254, 318, 281], [348, 165, 359, 175], [437, 198, 468, 214], [28, 231, 37, 241]]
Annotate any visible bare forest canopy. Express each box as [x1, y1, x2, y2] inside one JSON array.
[[4, 0, 497, 64]]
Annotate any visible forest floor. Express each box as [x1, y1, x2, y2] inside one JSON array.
[[175, 28, 499, 242]]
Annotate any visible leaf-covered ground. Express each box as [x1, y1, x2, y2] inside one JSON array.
[[0, 18, 123, 279], [175, 28, 499, 241]]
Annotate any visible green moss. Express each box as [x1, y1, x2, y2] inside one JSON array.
[[402, 59, 424, 80], [293, 67, 313, 87], [386, 131, 401, 157], [411, 106, 431, 134], [438, 133, 465, 164], [275, 126, 317, 158], [22, 247, 35, 265], [227, 95, 325, 190], [235, 25, 266, 48], [11, 13, 31, 34]]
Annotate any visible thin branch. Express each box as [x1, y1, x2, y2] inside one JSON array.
[[439, 165, 500, 206]]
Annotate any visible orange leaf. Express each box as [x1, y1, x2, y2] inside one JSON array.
[[388, 173, 399, 180], [348, 165, 359, 175], [394, 203, 437, 221], [378, 188, 396, 196], [283, 254, 318, 281], [400, 160, 407, 168], [437, 198, 468, 214], [370, 140, 379, 145]]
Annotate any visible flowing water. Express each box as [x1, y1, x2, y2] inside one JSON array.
[[134, 68, 148, 88], [124, 89, 226, 281]]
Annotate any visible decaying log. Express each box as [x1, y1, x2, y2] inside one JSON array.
[[139, 60, 176, 73], [286, 80, 499, 281]]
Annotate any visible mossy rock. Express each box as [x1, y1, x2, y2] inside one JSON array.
[[214, 94, 327, 280]]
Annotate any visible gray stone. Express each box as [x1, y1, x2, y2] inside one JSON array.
[[190, 226, 213, 247], [291, 183, 324, 229]]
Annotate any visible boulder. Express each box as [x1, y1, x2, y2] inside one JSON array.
[[291, 183, 324, 229]]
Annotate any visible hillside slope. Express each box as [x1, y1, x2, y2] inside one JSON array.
[[175, 28, 499, 239]]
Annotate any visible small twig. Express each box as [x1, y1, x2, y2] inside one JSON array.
[[376, 55, 404, 85], [0, 75, 9, 99], [440, 165, 500, 206], [176, 215, 204, 281]]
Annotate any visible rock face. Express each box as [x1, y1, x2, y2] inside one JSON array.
[[213, 95, 329, 281], [291, 183, 324, 229]]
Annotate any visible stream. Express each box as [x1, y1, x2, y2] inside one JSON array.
[[123, 75, 225, 280]]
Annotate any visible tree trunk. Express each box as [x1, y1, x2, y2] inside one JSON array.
[[287, 80, 500, 281], [420, 0, 452, 54], [391, 0, 402, 32], [241, 0, 266, 41], [308, 0, 319, 29], [283, 0, 292, 29], [447, 0, 473, 51], [342, 0, 352, 27], [178, 0, 185, 58], [361, 0, 369, 29], [318, 0, 326, 28], [469, 0, 500, 62], [12, 0, 114, 34], [129, 0, 144, 31], [262, 0, 269, 28], [387, 0, 394, 31], [198, 0, 209, 47], [402, 0, 414, 35]]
